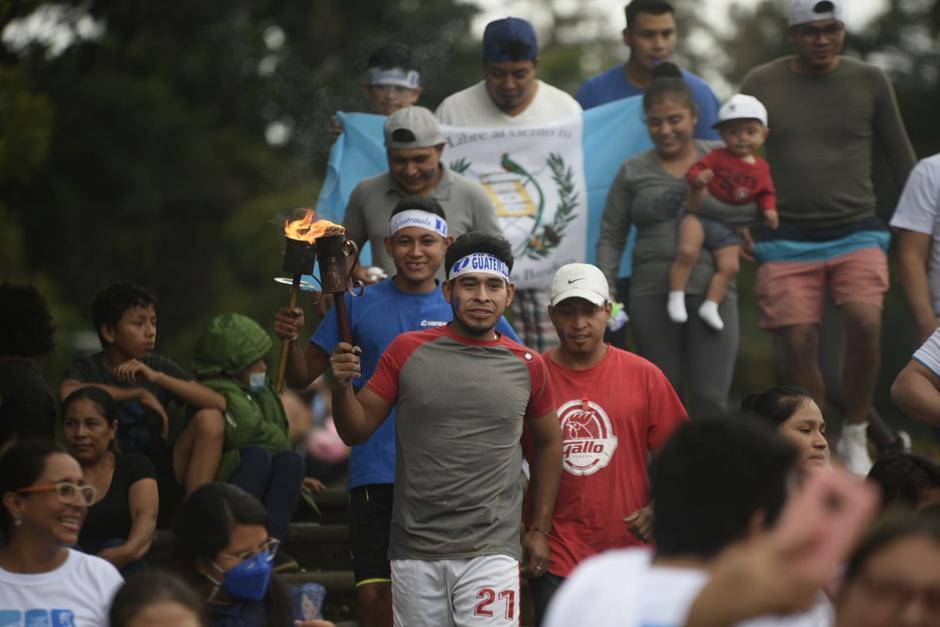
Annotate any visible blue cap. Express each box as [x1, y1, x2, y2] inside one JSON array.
[[483, 17, 538, 62]]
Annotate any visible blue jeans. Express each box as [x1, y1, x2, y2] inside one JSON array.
[[229, 447, 304, 540]]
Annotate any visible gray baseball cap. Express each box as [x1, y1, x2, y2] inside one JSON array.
[[789, 0, 844, 26], [384, 106, 445, 149]]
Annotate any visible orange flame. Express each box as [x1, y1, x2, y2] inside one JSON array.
[[284, 210, 345, 243]]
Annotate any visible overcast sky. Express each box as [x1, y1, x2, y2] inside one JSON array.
[[467, 0, 888, 96], [470, 0, 886, 38]]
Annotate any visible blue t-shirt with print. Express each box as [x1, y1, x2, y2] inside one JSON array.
[[312, 278, 520, 489], [576, 64, 721, 140]]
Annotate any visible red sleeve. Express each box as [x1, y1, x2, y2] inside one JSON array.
[[364, 332, 424, 404], [687, 150, 721, 185], [524, 353, 556, 420], [755, 159, 777, 212], [644, 365, 689, 451], [687, 161, 706, 185]]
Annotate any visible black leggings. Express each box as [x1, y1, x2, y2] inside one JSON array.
[[630, 293, 738, 419]]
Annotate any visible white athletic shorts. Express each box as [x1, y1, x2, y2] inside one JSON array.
[[391, 554, 520, 626]]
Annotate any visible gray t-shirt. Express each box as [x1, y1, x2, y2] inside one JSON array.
[[343, 165, 501, 277], [365, 325, 555, 561], [741, 56, 915, 227], [597, 141, 755, 297]]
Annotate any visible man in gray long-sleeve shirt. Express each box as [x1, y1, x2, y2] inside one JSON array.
[[741, 0, 915, 475]]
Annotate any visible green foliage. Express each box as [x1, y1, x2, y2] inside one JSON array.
[[2, 0, 939, 449], [0, 66, 52, 184]]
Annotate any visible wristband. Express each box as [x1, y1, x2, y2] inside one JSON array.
[[527, 526, 550, 537]]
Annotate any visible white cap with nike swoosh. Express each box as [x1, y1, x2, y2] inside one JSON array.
[[550, 263, 610, 307]]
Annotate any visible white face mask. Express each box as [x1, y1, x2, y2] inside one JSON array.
[[248, 371, 266, 391]]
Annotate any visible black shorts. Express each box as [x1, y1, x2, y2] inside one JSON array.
[[349, 483, 393, 585]]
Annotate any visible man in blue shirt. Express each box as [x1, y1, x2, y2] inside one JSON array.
[[576, 0, 720, 139], [274, 196, 518, 627]]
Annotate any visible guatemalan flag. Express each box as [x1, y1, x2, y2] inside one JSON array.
[[314, 96, 651, 287]]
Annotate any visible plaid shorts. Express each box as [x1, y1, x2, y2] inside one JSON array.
[[510, 287, 558, 353]]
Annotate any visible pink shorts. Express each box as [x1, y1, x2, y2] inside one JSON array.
[[755, 247, 889, 330]]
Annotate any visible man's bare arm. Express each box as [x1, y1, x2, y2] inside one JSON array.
[[330, 342, 392, 444], [891, 360, 940, 427]]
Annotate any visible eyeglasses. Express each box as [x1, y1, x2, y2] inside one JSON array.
[[794, 23, 845, 41], [219, 538, 280, 563], [856, 574, 940, 617], [17, 481, 97, 506]]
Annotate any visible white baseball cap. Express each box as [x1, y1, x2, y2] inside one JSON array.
[[550, 263, 610, 307], [789, 0, 844, 27], [715, 94, 768, 128]]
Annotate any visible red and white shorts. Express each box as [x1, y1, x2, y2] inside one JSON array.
[[392, 555, 520, 627]]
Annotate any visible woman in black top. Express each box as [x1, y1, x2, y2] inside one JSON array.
[[62, 386, 158, 572]]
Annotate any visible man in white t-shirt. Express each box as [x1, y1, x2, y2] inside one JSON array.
[[435, 17, 581, 128], [545, 419, 833, 627], [435, 17, 582, 352], [891, 153, 940, 344]]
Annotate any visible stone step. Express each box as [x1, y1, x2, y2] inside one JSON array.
[[283, 522, 352, 571], [295, 488, 350, 524]]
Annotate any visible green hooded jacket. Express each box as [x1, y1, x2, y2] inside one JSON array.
[[192, 313, 291, 481]]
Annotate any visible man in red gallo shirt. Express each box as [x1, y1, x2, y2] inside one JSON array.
[[525, 263, 688, 625]]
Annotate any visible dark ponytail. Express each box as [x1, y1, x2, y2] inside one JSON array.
[[740, 385, 815, 428], [643, 61, 695, 113]]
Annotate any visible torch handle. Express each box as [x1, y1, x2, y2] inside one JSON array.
[[274, 278, 301, 394], [334, 292, 353, 345]]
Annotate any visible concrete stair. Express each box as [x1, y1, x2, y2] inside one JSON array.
[[286, 488, 536, 624], [284, 488, 358, 622], [153, 487, 536, 625]]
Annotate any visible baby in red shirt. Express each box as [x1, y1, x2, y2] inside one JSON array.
[[668, 94, 778, 331]]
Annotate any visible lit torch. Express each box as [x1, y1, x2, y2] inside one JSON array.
[[276, 210, 359, 392]]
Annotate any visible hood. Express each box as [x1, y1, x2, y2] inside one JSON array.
[[192, 313, 272, 379]]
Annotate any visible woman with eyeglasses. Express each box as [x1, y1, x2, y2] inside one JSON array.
[[834, 511, 940, 627], [0, 439, 124, 624], [685, 510, 940, 627], [61, 386, 158, 574], [170, 482, 334, 627]]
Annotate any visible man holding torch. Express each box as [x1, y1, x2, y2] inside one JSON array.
[[328, 232, 561, 626], [274, 206, 518, 627]]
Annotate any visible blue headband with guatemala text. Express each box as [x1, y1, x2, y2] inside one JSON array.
[[448, 253, 510, 282]]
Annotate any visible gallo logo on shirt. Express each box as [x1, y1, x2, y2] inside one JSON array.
[[558, 399, 618, 476]]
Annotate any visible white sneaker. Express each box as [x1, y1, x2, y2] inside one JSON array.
[[896, 429, 913, 454], [836, 422, 873, 476], [697, 300, 724, 331], [668, 291, 687, 323]]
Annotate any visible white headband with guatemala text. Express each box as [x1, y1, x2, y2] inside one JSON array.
[[368, 67, 421, 89], [389, 210, 448, 238], [448, 253, 510, 282]]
